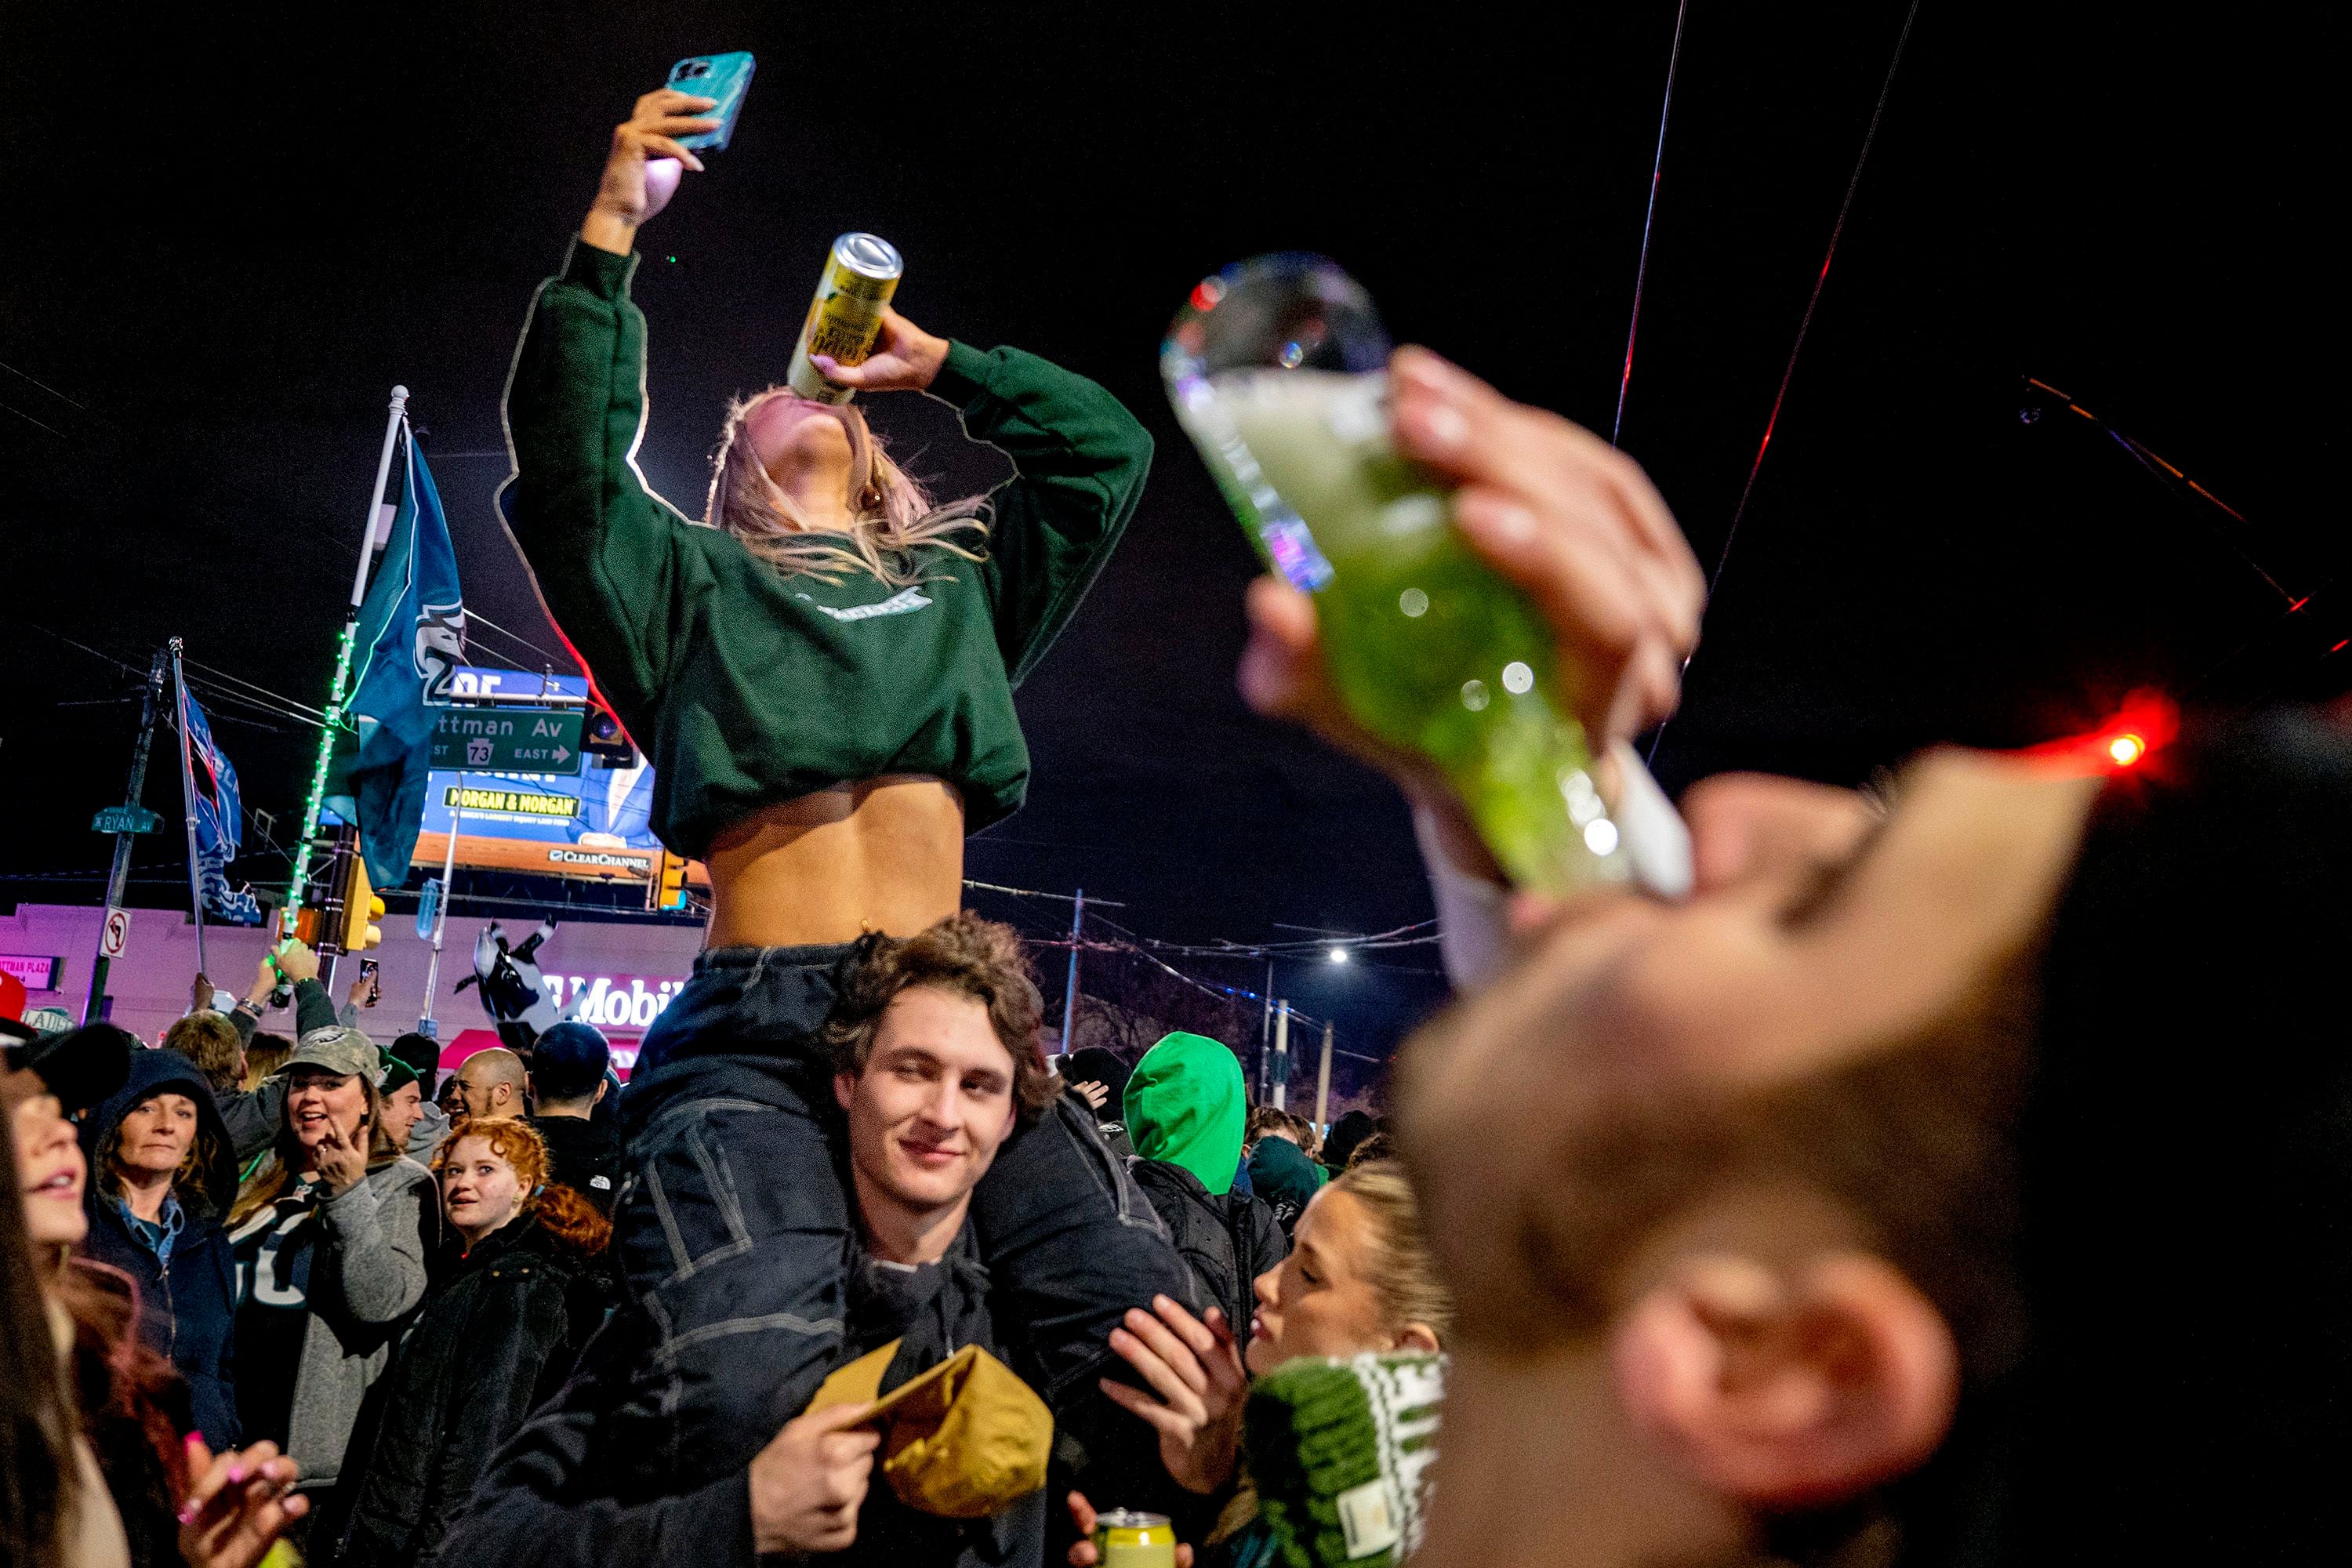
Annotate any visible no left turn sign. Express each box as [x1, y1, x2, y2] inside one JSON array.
[[100, 909, 132, 959]]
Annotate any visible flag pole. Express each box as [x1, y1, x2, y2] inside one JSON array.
[[288, 386, 408, 927], [168, 637, 208, 978], [418, 773, 464, 1036]]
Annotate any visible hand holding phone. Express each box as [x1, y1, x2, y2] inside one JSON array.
[[584, 85, 727, 252], [666, 53, 755, 151]]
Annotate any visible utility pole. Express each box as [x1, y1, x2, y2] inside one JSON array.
[[1257, 955, 1275, 1102], [86, 648, 168, 1023], [1270, 1000, 1291, 1111], [1314, 1018, 1334, 1130], [1058, 888, 1085, 1054]]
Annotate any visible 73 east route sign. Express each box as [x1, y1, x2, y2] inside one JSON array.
[[429, 708, 586, 775]]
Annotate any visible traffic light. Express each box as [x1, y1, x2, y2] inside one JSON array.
[[583, 695, 636, 766], [341, 856, 386, 954], [652, 851, 691, 912], [316, 824, 384, 956]]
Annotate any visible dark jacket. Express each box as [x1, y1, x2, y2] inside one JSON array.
[[1129, 1158, 1287, 1338], [341, 1213, 611, 1568], [529, 1112, 619, 1211], [78, 1048, 243, 1449], [441, 1212, 1044, 1568], [1246, 1135, 1326, 1240]]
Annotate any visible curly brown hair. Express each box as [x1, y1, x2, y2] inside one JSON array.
[[822, 914, 1058, 1119], [431, 1117, 612, 1258], [162, 1011, 244, 1094]]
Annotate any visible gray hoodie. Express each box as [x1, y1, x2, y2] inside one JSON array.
[[230, 1155, 437, 1488]]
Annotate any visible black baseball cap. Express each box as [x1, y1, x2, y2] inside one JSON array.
[[1, 1021, 134, 1114]]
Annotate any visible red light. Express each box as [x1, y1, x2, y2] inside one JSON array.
[[1189, 278, 1225, 314], [2015, 691, 2176, 775]]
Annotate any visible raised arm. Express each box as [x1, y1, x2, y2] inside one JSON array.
[[496, 89, 719, 722], [938, 343, 1152, 685], [815, 312, 1154, 685]]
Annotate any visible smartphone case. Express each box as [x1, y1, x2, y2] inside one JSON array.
[[668, 52, 756, 151]]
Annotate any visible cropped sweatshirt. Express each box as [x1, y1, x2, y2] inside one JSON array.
[[499, 239, 1152, 858]]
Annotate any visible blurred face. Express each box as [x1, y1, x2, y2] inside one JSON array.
[[1403, 753, 2100, 1291], [439, 1134, 524, 1245], [7, 1076, 88, 1249], [743, 390, 858, 491], [1247, 1186, 1394, 1374], [1396, 752, 2102, 1568], [286, 1068, 367, 1164], [834, 986, 1019, 1229], [117, 1091, 198, 1181], [437, 1073, 466, 1116], [379, 1080, 425, 1150], [456, 1064, 517, 1120]]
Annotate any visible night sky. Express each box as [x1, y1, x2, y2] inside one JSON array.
[[2, 5, 2338, 1080]]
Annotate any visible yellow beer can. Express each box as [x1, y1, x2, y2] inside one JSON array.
[[786, 231, 904, 405], [1093, 1509, 1176, 1567]]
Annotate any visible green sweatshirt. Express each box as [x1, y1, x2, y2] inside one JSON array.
[[499, 239, 1153, 859], [1124, 1031, 1247, 1196]]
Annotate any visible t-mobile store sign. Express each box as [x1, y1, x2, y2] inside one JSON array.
[[543, 972, 688, 1033]]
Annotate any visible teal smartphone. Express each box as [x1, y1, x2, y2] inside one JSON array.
[[668, 52, 756, 151]]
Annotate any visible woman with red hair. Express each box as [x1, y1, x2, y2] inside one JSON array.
[[341, 1119, 612, 1568]]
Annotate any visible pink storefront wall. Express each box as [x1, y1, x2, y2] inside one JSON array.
[[1, 903, 705, 1080]]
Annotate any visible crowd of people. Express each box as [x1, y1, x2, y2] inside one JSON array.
[[5, 68, 2347, 1568]]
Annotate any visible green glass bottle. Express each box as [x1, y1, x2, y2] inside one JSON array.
[[1164, 256, 1628, 894]]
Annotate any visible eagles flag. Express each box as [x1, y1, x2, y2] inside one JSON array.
[[326, 432, 463, 888], [178, 689, 263, 926]]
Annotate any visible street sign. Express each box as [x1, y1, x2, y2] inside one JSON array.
[[99, 909, 132, 959], [91, 805, 162, 835], [428, 707, 586, 775]]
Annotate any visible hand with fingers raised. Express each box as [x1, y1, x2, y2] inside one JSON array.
[[312, 1118, 367, 1196], [1098, 1295, 1250, 1497], [177, 1436, 306, 1568], [583, 88, 724, 255]]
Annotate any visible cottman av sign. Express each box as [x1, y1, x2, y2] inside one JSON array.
[[430, 708, 586, 775]]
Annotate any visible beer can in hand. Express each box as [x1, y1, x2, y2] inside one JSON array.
[[786, 232, 904, 404], [1092, 1509, 1177, 1567]]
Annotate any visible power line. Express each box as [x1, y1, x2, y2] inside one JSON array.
[[1653, 0, 1926, 768], [181, 655, 330, 724], [463, 608, 572, 672], [1612, 0, 1692, 447], [1708, 0, 1925, 599]]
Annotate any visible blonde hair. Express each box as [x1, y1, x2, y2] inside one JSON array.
[[703, 390, 990, 587], [1330, 1160, 1454, 1346]]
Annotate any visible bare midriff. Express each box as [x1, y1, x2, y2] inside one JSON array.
[[701, 775, 966, 949]]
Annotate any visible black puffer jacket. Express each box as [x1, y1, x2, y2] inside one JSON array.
[[339, 1212, 611, 1568], [1130, 1159, 1287, 1337]]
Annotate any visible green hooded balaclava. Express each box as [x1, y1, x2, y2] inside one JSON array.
[[1123, 1031, 1246, 1196]]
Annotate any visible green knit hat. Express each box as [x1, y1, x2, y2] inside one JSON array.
[[1243, 1352, 1445, 1567]]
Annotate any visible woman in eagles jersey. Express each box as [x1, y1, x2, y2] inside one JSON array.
[[487, 85, 1194, 1535]]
